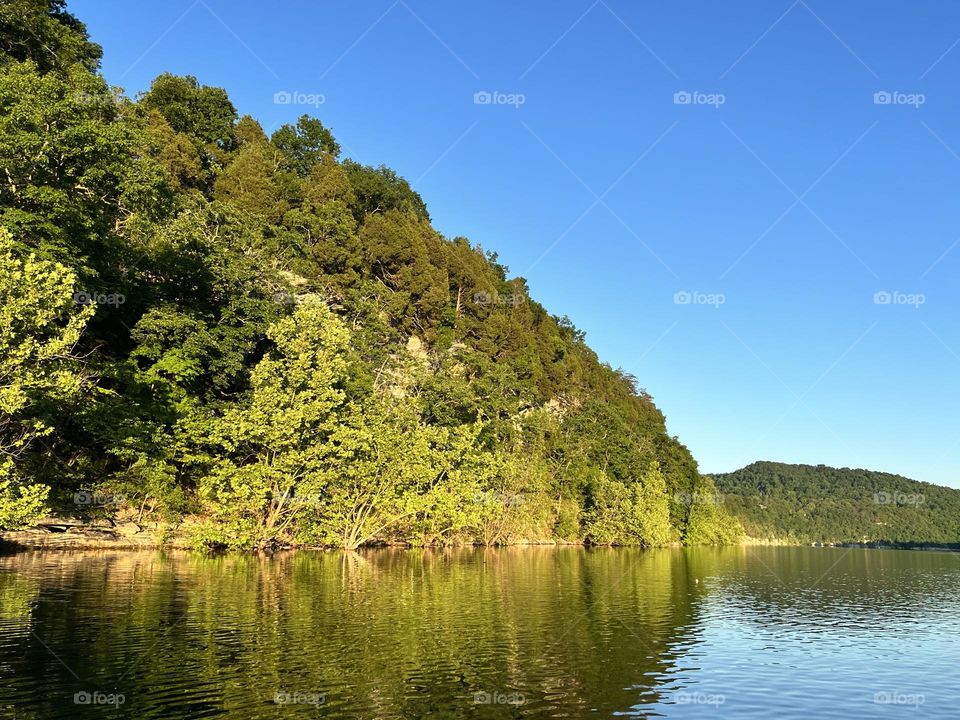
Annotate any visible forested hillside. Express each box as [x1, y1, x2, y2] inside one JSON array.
[[714, 462, 960, 544], [0, 0, 742, 550]]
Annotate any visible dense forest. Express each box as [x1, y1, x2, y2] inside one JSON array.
[[714, 462, 960, 544], [0, 0, 742, 550]]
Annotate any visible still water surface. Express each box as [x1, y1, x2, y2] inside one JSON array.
[[1, 547, 958, 719]]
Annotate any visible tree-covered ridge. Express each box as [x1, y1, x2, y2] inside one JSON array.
[[0, 0, 742, 550], [713, 461, 960, 544]]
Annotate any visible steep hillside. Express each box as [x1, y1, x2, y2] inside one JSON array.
[[0, 0, 742, 549], [713, 462, 960, 544]]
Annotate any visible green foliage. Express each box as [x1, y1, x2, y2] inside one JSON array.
[[0, 0, 102, 73], [140, 73, 236, 149], [194, 297, 349, 549], [682, 476, 744, 545], [584, 463, 673, 547], [213, 140, 284, 220], [271, 114, 340, 175], [0, 228, 91, 528], [715, 462, 960, 544], [0, 1, 739, 549], [343, 160, 430, 222]]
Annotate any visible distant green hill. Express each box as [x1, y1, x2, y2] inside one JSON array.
[[711, 462, 960, 545]]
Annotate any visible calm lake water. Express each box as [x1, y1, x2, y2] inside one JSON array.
[[1, 546, 958, 719]]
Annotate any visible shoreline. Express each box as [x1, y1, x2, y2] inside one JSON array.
[[3, 527, 957, 554]]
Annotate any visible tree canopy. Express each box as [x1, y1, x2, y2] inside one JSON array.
[[0, 0, 743, 549]]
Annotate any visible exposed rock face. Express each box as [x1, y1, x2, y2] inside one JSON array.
[[1, 518, 173, 549]]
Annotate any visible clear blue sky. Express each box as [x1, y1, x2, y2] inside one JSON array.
[[72, 0, 960, 487]]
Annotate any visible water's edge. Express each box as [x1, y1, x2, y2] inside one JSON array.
[[3, 527, 958, 555]]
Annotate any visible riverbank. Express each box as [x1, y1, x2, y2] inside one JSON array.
[[4, 523, 958, 554], [0, 518, 186, 551]]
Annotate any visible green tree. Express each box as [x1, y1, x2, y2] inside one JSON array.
[[585, 463, 672, 547], [213, 141, 285, 220], [0, 0, 102, 73], [0, 228, 92, 528], [272, 114, 340, 176], [194, 296, 351, 549], [140, 73, 237, 149], [343, 160, 429, 221]]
